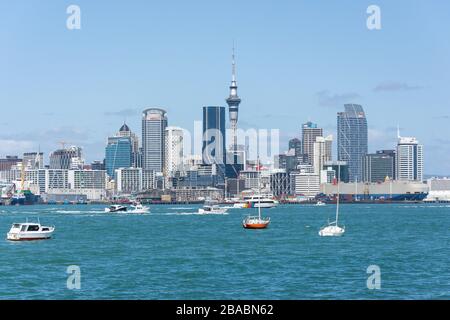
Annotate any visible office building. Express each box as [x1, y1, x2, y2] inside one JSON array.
[[337, 104, 368, 182], [302, 122, 323, 164], [105, 136, 132, 177], [363, 150, 395, 183], [142, 108, 168, 173], [202, 106, 226, 166], [164, 127, 184, 178], [49, 146, 83, 170], [396, 133, 424, 181], [313, 135, 333, 178]]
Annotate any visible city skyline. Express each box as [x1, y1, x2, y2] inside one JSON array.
[[1, 1, 450, 174]]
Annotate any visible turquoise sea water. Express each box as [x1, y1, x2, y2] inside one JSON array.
[[0, 203, 449, 300]]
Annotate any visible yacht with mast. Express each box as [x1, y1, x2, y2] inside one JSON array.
[[243, 158, 270, 229], [319, 164, 345, 236]]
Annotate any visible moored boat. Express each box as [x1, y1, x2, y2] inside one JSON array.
[[7, 221, 55, 241]]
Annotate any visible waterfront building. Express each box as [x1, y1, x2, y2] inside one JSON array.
[[290, 171, 320, 197], [164, 127, 184, 178], [105, 136, 132, 177], [313, 135, 333, 179], [363, 150, 395, 183], [49, 146, 83, 170], [337, 104, 368, 182], [270, 169, 291, 197], [0, 156, 22, 171], [396, 133, 424, 182], [142, 108, 168, 173], [115, 168, 155, 194], [322, 161, 349, 183], [425, 178, 450, 202], [302, 122, 323, 165]]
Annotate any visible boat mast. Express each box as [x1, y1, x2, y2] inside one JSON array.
[[258, 157, 261, 220], [336, 163, 340, 225]]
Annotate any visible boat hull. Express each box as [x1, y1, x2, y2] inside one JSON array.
[[7, 232, 54, 241], [243, 222, 270, 229]]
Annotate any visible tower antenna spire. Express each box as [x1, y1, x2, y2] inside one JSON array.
[[232, 42, 236, 82]]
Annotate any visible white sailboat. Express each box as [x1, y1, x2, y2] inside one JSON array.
[[319, 164, 345, 237]]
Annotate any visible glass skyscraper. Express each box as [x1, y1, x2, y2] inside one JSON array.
[[142, 108, 168, 173], [105, 136, 132, 177], [337, 104, 368, 182], [202, 106, 226, 165]]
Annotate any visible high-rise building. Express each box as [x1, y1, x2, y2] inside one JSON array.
[[302, 122, 323, 165], [396, 133, 423, 181], [142, 108, 168, 173], [105, 136, 132, 177], [337, 104, 368, 182], [363, 150, 395, 183], [202, 106, 226, 166], [117, 123, 140, 167], [313, 135, 333, 179], [49, 146, 83, 170], [23, 152, 44, 169], [164, 127, 184, 178], [288, 138, 302, 157], [0, 156, 22, 171]]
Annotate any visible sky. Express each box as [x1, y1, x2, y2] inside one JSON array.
[[1, 0, 450, 174]]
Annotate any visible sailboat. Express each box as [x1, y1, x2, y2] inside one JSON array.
[[242, 158, 270, 229], [319, 163, 345, 237]]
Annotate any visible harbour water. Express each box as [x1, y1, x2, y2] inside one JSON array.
[[0, 203, 449, 300]]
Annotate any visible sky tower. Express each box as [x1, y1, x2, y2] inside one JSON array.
[[226, 47, 241, 152]]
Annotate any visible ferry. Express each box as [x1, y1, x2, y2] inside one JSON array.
[[242, 194, 279, 208], [7, 221, 55, 241]]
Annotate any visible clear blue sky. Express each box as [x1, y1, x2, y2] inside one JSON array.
[[1, 0, 450, 174]]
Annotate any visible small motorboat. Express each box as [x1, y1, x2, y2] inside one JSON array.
[[242, 215, 270, 229], [316, 201, 326, 206], [7, 221, 55, 241], [105, 205, 127, 213], [129, 203, 150, 214], [198, 200, 228, 214]]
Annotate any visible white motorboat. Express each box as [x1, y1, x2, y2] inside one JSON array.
[[198, 200, 228, 214], [130, 203, 150, 214], [316, 201, 326, 206], [105, 205, 127, 213], [7, 221, 55, 241]]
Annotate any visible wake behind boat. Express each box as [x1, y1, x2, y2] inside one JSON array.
[[129, 203, 150, 214], [7, 221, 55, 241], [198, 200, 228, 214]]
